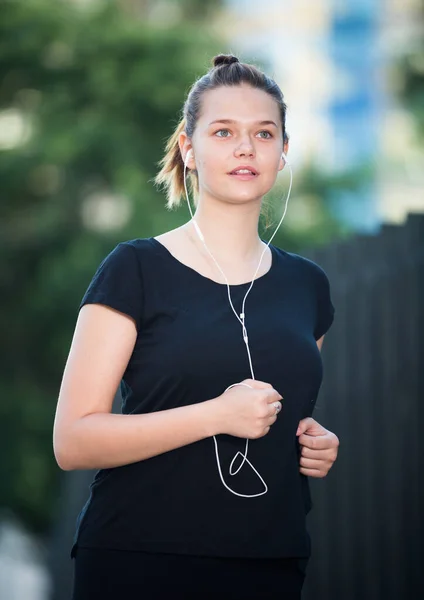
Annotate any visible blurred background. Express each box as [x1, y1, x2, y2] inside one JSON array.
[[0, 0, 423, 598]]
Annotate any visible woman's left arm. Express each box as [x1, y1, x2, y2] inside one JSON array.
[[296, 335, 340, 478]]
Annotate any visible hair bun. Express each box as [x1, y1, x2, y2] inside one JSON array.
[[212, 54, 240, 68]]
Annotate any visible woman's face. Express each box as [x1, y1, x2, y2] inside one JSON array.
[[187, 83, 286, 206]]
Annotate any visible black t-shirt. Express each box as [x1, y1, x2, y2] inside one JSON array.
[[70, 237, 335, 559]]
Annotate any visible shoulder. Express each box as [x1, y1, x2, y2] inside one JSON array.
[[271, 244, 330, 284], [79, 239, 155, 333], [113, 237, 155, 254], [103, 237, 157, 267], [82, 237, 159, 295]]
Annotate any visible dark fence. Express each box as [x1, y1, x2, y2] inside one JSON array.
[[49, 213, 424, 600], [301, 212, 424, 599]]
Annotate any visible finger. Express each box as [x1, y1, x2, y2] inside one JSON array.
[[299, 467, 326, 478], [298, 433, 330, 450], [267, 414, 278, 427], [297, 417, 316, 432], [266, 390, 283, 403], [297, 418, 327, 437], [300, 446, 335, 459], [299, 456, 328, 469], [268, 401, 282, 417]]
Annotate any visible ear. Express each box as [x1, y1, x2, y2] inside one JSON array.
[[278, 140, 290, 171], [178, 131, 195, 169]]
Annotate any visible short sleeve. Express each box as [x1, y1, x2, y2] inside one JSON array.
[[79, 242, 144, 333], [312, 264, 335, 341]]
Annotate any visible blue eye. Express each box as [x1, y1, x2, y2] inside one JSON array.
[[214, 129, 272, 138]]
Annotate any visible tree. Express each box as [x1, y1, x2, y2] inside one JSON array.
[[0, 0, 222, 534], [391, 0, 424, 140]]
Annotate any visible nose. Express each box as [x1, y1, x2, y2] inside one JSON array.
[[234, 144, 255, 158]]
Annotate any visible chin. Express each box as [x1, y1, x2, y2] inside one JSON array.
[[226, 194, 263, 205], [205, 183, 264, 205]]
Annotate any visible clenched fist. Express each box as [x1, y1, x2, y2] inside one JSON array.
[[212, 379, 283, 440]]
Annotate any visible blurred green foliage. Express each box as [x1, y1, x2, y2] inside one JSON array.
[[0, 0, 360, 535], [393, 0, 424, 140], [0, 0, 224, 534]]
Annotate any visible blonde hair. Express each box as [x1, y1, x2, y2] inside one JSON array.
[[154, 117, 199, 210], [154, 53, 289, 211]]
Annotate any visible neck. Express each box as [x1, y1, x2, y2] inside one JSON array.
[[185, 196, 265, 264]]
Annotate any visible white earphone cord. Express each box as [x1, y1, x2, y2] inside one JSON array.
[[184, 151, 293, 497]]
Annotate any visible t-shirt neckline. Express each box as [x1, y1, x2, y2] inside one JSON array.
[[148, 237, 276, 288]]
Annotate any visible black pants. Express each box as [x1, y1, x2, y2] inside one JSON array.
[[71, 546, 308, 600]]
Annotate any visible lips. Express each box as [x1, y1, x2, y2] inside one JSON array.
[[228, 166, 259, 176]]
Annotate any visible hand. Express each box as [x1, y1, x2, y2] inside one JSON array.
[[296, 417, 339, 478], [213, 379, 283, 440]]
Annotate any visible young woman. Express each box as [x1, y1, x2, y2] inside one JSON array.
[[54, 54, 338, 600]]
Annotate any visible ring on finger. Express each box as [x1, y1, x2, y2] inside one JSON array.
[[273, 402, 281, 415]]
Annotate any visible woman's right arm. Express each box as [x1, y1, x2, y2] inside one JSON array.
[[53, 303, 221, 471]]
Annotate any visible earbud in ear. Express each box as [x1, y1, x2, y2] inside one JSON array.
[[185, 149, 193, 166], [281, 152, 290, 166]]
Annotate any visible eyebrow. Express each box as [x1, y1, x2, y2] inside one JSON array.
[[208, 119, 278, 128]]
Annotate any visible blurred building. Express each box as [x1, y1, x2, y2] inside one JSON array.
[[325, 0, 381, 231], [221, 0, 424, 232]]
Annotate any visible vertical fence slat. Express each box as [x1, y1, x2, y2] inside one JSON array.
[[355, 232, 382, 599]]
